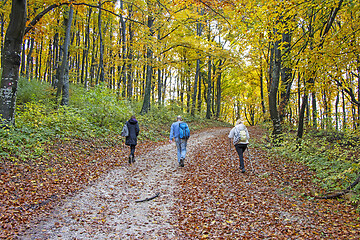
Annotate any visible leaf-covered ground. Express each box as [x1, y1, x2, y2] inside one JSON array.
[[1, 127, 360, 239]]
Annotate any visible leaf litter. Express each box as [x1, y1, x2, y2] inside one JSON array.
[[1, 127, 359, 239]]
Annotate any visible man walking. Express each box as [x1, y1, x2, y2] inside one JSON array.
[[169, 116, 190, 167]]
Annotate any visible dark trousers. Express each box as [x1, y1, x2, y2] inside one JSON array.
[[130, 145, 136, 156], [235, 144, 248, 170]]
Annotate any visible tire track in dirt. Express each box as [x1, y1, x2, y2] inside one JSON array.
[[20, 128, 226, 239]]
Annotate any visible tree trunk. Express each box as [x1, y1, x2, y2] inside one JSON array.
[[191, 11, 203, 116], [278, 30, 293, 122], [259, 57, 266, 115], [25, 38, 34, 80], [97, 1, 105, 83], [357, 65, 360, 129], [191, 57, 200, 115], [0, 9, 4, 52], [119, 0, 127, 97], [335, 92, 339, 130], [311, 91, 317, 129], [52, 30, 59, 87], [342, 89, 346, 130], [297, 93, 308, 139], [140, 13, 155, 115], [81, 8, 91, 86], [215, 59, 223, 118], [56, 5, 73, 106], [126, 5, 134, 99], [0, 0, 27, 125], [206, 57, 212, 119], [268, 33, 282, 137]]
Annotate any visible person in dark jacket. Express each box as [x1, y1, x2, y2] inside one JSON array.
[[125, 115, 140, 164]]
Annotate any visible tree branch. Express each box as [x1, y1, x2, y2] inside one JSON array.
[[197, 0, 231, 26], [24, 1, 145, 35]]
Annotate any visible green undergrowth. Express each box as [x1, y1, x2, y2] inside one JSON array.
[[267, 125, 360, 207], [1, 78, 230, 161]]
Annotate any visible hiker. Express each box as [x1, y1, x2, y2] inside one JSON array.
[[125, 115, 140, 164], [228, 119, 250, 173], [169, 115, 190, 167]]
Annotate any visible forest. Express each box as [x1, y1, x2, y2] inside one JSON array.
[[1, 0, 360, 238]]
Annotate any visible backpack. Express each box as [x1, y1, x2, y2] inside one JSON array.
[[179, 122, 190, 139], [233, 127, 247, 145], [121, 123, 129, 137]]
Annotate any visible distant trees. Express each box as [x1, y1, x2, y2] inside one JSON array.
[[0, 0, 359, 138]]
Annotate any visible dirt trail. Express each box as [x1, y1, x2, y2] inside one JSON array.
[[19, 127, 360, 239], [20, 128, 225, 239]]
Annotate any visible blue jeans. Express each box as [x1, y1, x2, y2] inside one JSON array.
[[175, 138, 187, 163]]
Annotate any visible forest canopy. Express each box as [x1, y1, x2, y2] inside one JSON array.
[[0, 0, 359, 134]]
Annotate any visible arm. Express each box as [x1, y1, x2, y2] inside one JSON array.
[[169, 123, 174, 143], [228, 128, 234, 139], [136, 123, 140, 136], [246, 127, 250, 141]]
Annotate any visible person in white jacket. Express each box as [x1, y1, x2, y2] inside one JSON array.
[[228, 119, 250, 173]]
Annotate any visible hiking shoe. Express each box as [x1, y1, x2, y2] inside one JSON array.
[[128, 155, 132, 164], [132, 155, 135, 163], [241, 168, 246, 173], [180, 158, 184, 167]]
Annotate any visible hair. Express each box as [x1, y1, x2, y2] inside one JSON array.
[[177, 115, 182, 121], [131, 115, 136, 119], [236, 119, 243, 125]]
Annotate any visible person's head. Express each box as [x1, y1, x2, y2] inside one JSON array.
[[236, 119, 243, 125], [177, 115, 182, 121], [131, 115, 136, 120]]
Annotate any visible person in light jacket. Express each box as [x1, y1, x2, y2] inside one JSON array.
[[228, 119, 250, 173], [125, 115, 140, 164]]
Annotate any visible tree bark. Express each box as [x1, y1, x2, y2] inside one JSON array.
[[206, 57, 212, 119], [0, 0, 27, 125], [268, 33, 282, 137], [119, 0, 127, 97], [25, 38, 34, 80], [259, 57, 266, 115], [126, 4, 134, 99], [297, 93, 308, 139], [191, 9, 203, 116], [215, 59, 223, 118], [81, 8, 91, 86], [278, 29, 293, 123], [56, 5, 73, 106], [140, 12, 155, 115], [97, 1, 105, 84]]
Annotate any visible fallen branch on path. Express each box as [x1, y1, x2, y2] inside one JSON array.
[[135, 192, 160, 203]]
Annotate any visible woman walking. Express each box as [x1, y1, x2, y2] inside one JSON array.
[[125, 115, 140, 164], [228, 119, 250, 173]]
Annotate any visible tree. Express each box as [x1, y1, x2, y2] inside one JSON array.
[[140, 0, 155, 115], [0, 0, 27, 125], [56, 5, 74, 106]]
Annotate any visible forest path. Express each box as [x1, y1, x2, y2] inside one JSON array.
[[20, 127, 360, 239], [20, 128, 224, 239]]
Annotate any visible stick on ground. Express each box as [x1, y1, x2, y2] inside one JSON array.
[[135, 192, 160, 203]]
